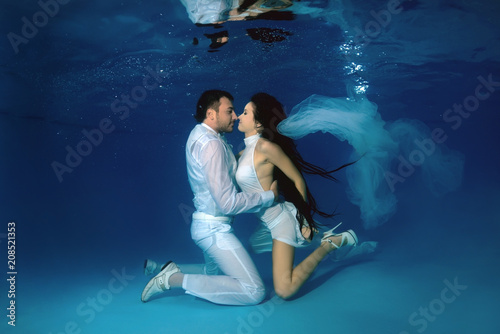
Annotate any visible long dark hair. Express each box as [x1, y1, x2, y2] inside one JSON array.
[[250, 93, 355, 238]]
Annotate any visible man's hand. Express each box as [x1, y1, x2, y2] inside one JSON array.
[[270, 180, 279, 201]]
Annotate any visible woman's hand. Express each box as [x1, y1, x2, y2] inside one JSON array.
[[301, 225, 319, 242]]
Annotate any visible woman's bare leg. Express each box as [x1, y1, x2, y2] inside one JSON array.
[[272, 235, 343, 299]]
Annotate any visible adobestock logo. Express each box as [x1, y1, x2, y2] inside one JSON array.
[[7, 0, 73, 54], [224, 293, 284, 334], [385, 73, 499, 192], [351, 0, 406, 49], [51, 63, 168, 183], [399, 277, 467, 334], [47, 267, 135, 334]]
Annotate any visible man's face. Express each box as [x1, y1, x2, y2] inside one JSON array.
[[214, 97, 237, 133]]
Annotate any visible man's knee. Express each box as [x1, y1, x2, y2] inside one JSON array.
[[241, 279, 266, 305], [247, 286, 266, 305]]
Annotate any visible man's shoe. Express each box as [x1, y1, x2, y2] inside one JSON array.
[[141, 261, 180, 302]]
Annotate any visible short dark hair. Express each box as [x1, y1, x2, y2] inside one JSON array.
[[194, 90, 234, 122]]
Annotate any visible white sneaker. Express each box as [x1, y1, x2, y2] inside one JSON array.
[[141, 261, 180, 302]]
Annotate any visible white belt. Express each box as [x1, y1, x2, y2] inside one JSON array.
[[192, 212, 233, 222]]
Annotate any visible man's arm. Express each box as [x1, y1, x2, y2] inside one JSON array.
[[200, 139, 274, 215]]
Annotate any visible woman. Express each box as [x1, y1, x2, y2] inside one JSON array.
[[235, 92, 358, 299]]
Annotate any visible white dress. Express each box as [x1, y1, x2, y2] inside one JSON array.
[[235, 134, 308, 252]]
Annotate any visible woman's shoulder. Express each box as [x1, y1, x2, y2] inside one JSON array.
[[256, 137, 282, 155]]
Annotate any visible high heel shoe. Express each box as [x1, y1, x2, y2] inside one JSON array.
[[321, 222, 358, 249]]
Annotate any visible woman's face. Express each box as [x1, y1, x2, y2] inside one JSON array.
[[237, 102, 260, 135]]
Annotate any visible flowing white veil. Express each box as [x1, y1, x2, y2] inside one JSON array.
[[278, 94, 464, 229]]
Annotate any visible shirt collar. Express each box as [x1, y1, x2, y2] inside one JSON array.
[[201, 123, 228, 142], [201, 122, 217, 134]]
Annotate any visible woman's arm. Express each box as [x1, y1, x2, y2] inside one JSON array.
[[258, 139, 307, 201]]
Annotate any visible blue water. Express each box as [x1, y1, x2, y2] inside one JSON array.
[[1, 0, 499, 333]]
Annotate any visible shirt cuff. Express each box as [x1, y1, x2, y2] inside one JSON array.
[[260, 190, 275, 208]]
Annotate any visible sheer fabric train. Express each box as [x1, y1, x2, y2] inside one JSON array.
[[278, 95, 464, 229]]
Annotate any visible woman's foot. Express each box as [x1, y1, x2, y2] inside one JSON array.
[[321, 223, 358, 250], [323, 234, 342, 247]]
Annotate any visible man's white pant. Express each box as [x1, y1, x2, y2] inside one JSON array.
[[182, 212, 266, 305]]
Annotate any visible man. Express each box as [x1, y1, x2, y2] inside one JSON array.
[[179, 0, 293, 24], [141, 90, 277, 305]]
